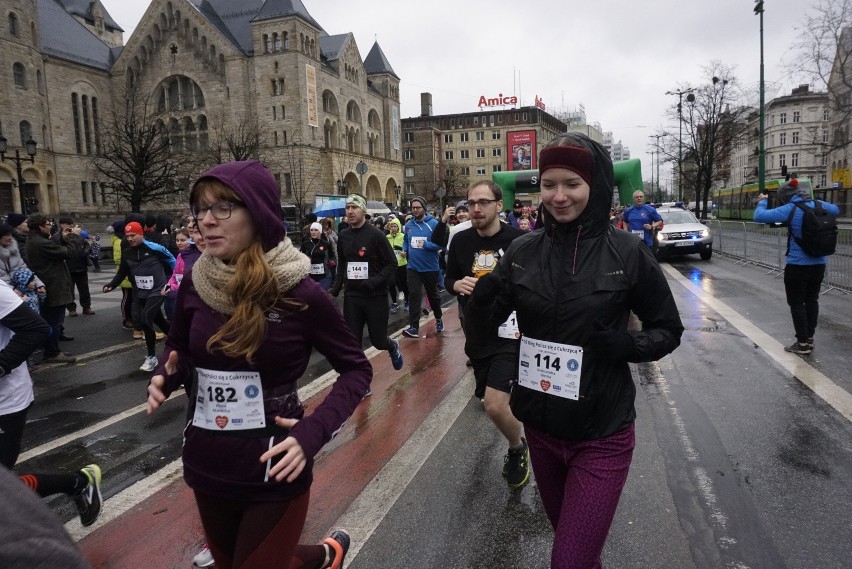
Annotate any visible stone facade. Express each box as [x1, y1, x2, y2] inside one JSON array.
[[0, 0, 403, 219]]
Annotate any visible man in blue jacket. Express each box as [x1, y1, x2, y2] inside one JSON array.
[[754, 179, 840, 355], [402, 196, 443, 337], [621, 190, 662, 248]]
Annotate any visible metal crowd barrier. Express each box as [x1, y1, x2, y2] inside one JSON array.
[[706, 220, 851, 294]]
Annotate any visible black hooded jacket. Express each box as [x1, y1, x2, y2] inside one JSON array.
[[468, 133, 683, 441]]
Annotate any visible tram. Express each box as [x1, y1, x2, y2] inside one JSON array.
[[714, 178, 851, 220]]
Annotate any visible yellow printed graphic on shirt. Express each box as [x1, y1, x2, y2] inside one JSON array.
[[472, 250, 499, 278]]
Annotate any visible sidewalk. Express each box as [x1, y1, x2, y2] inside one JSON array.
[[77, 307, 471, 567]]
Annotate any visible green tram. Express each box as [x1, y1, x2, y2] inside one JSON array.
[[713, 178, 814, 219]]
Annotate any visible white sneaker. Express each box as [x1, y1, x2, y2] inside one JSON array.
[[139, 356, 158, 372], [193, 544, 214, 567]]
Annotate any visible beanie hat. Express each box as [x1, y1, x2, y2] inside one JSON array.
[[192, 160, 284, 252], [124, 221, 143, 235], [410, 196, 427, 209], [6, 213, 26, 228], [538, 145, 594, 187], [58, 216, 73, 225], [513, 199, 523, 209], [309, 222, 322, 232], [777, 178, 805, 205], [346, 193, 368, 212], [455, 200, 469, 212]]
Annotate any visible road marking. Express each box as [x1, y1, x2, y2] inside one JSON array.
[[661, 263, 852, 422], [333, 371, 474, 564]]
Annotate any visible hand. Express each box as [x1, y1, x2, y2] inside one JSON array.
[[102, 285, 113, 293], [643, 223, 652, 230], [453, 276, 478, 296], [758, 193, 769, 200], [259, 417, 306, 482], [147, 351, 178, 415], [329, 285, 341, 297], [585, 323, 634, 359], [442, 207, 456, 223], [72, 225, 82, 235]]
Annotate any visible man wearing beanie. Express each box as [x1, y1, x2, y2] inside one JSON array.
[[401, 196, 444, 337], [24, 214, 77, 363], [330, 194, 404, 372], [53, 218, 93, 317]]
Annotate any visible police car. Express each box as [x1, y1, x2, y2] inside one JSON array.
[[654, 205, 713, 261]]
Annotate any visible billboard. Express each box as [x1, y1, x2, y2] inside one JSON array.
[[507, 130, 536, 171], [306, 64, 318, 128]]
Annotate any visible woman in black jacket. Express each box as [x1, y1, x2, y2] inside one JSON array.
[[470, 133, 683, 569], [300, 222, 335, 291]]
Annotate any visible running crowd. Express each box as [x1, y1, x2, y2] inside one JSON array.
[[38, 131, 852, 569]]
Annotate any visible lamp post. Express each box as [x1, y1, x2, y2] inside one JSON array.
[[650, 134, 664, 202], [394, 185, 401, 211], [0, 135, 37, 215], [336, 178, 345, 195], [665, 88, 695, 202], [754, 0, 766, 193]]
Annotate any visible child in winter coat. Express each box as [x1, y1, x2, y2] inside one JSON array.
[[10, 268, 45, 313]]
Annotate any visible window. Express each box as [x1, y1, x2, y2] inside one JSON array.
[[273, 131, 278, 145], [473, 116, 479, 124], [262, 34, 270, 53], [445, 168, 453, 177], [779, 132, 786, 145], [272, 106, 277, 120], [823, 130, 828, 143], [460, 150, 469, 159], [36, 70, 43, 94], [272, 79, 283, 96], [476, 148, 485, 158], [19, 121, 31, 146], [819, 174, 827, 187], [792, 131, 799, 144], [823, 108, 829, 121], [81, 95, 91, 154], [780, 112, 787, 124], [444, 134, 453, 143], [514, 113, 519, 121], [475, 131, 485, 141], [460, 166, 470, 175], [282, 173, 292, 197], [71, 93, 82, 154], [404, 132, 414, 142], [792, 111, 800, 123], [492, 131, 501, 140], [91, 182, 98, 204], [770, 134, 774, 146], [273, 33, 281, 52], [8, 13, 18, 36], [405, 183, 415, 195], [81, 181, 88, 204], [12, 63, 26, 88], [493, 165, 502, 172], [778, 153, 786, 166], [492, 148, 502, 157], [791, 152, 799, 167], [445, 151, 453, 160], [497, 115, 503, 123], [459, 132, 469, 142], [405, 167, 415, 177], [821, 153, 828, 166], [476, 166, 486, 175], [404, 149, 414, 160]]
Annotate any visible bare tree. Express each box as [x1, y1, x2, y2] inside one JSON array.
[[206, 110, 269, 164], [418, 166, 469, 210], [281, 140, 323, 227], [94, 89, 202, 212]]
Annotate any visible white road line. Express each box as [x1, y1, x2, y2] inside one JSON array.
[[661, 263, 852, 422], [332, 371, 474, 565]]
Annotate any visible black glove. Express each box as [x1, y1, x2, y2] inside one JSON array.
[[470, 272, 501, 304], [329, 283, 341, 297], [585, 323, 634, 360]]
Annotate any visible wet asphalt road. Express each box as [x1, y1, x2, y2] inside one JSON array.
[[16, 254, 852, 568]]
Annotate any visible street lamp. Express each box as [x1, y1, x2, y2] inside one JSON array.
[[0, 135, 37, 215], [754, 0, 766, 193], [394, 185, 401, 210], [336, 179, 345, 195], [649, 134, 664, 202], [665, 88, 695, 202]]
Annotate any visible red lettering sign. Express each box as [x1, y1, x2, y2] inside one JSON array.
[[477, 93, 519, 108], [534, 95, 546, 111]]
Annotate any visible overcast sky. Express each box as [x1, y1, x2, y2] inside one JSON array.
[[100, 0, 817, 186]]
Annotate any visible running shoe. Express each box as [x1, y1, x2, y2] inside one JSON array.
[[435, 319, 444, 333], [140, 355, 158, 372], [155, 331, 166, 340], [322, 529, 350, 569], [73, 464, 102, 527], [403, 302, 410, 311], [389, 338, 404, 370], [503, 438, 531, 489], [193, 544, 215, 567], [132, 330, 144, 339], [390, 302, 399, 314], [805, 337, 814, 349], [402, 327, 419, 338], [784, 342, 812, 355]]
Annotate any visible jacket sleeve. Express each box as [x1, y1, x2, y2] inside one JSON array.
[[365, 232, 397, 290], [157, 277, 195, 394], [753, 199, 794, 223], [0, 303, 50, 374], [444, 237, 465, 296], [431, 220, 450, 248], [106, 256, 130, 290]]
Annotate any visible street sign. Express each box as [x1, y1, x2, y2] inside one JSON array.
[[356, 161, 368, 175], [435, 187, 446, 198]]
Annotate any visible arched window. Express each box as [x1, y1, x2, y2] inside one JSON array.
[[13, 62, 26, 88], [71, 93, 82, 153], [8, 13, 19, 37], [198, 115, 208, 149], [36, 70, 43, 94], [262, 34, 269, 54], [19, 121, 32, 146], [283, 32, 289, 50], [273, 33, 281, 52]]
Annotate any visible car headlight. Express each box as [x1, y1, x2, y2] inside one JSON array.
[[657, 232, 667, 242], [701, 228, 710, 238]]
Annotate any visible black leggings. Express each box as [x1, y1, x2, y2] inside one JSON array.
[[131, 295, 170, 356], [343, 294, 392, 351], [194, 489, 327, 569], [407, 269, 442, 330], [784, 263, 826, 341], [389, 265, 409, 304]]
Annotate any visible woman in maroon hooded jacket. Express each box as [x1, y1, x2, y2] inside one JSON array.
[[147, 160, 371, 569]]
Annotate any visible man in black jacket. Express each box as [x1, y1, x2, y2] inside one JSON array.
[[55, 217, 93, 317]]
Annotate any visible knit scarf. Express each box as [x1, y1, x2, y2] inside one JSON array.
[[191, 238, 310, 315]]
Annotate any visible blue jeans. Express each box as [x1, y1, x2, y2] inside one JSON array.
[[39, 304, 65, 356]]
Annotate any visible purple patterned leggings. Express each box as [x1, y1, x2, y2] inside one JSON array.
[[525, 422, 635, 569]]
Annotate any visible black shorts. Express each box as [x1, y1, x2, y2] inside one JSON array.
[[471, 351, 517, 394]]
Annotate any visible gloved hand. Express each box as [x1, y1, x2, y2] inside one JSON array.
[[470, 272, 501, 304], [329, 284, 341, 297], [585, 322, 634, 359]]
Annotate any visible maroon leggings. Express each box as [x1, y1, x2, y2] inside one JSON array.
[[525, 423, 635, 569], [194, 489, 327, 569]]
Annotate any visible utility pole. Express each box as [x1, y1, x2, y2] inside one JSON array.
[[755, 0, 766, 193], [666, 89, 695, 202]]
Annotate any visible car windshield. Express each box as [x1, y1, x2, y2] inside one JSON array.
[[660, 210, 698, 225]]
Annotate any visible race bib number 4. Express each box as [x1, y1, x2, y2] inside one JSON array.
[[193, 368, 266, 431], [347, 262, 369, 280], [518, 336, 583, 400]]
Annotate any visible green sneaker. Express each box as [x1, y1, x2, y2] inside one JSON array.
[[73, 464, 103, 526], [503, 438, 531, 489]]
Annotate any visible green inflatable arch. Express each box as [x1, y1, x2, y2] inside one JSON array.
[[491, 159, 643, 208]]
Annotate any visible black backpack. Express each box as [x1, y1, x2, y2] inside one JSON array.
[[786, 200, 838, 257]]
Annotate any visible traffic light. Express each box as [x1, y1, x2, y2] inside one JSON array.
[[754, 1, 764, 14]]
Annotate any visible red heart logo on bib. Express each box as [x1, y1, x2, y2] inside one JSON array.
[[215, 416, 229, 429], [540, 380, 551, 391]]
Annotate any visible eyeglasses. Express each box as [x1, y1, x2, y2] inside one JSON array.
[[191, 201, 239, 220], [467, 198, 498, 209]]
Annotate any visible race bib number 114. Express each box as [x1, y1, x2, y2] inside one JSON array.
[[517, 336, 583, 400]]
